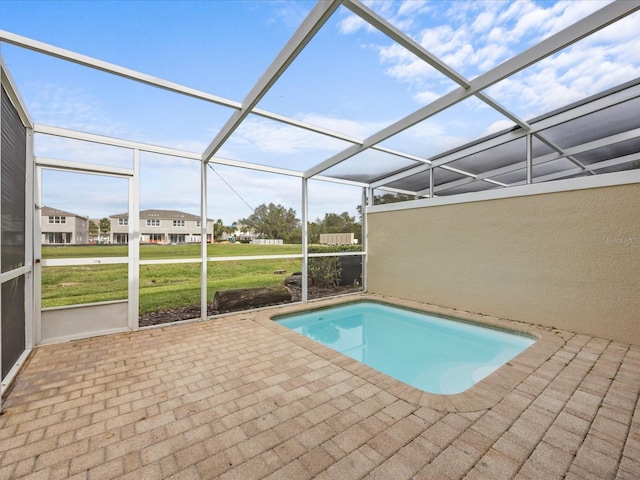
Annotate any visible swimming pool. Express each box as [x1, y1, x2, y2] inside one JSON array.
[[275, 301, 535, 395]]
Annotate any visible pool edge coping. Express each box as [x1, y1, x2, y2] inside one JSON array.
[[255, 293, 566, 413]]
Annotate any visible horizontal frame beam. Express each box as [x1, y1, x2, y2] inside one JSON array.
[[36, 157, 134, 177], [0, 29, 240, 110], [40, 251, 366, 269], [34, 124, 202, 160]]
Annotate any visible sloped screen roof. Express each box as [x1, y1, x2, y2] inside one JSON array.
[[1, 0, 639, 205]]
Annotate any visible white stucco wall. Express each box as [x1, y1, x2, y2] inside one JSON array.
[[367, 180, 640, 345]]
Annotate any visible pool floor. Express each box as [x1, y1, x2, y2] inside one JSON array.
[[275, 301, 535, 394]]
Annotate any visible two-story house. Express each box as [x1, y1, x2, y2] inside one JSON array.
[[110, 209, 214, 244], [40, 206, 89, 244]]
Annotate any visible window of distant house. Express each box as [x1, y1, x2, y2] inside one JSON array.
[[48, 216, 66, 224], [173, 220, 185, 227], [146, 219, 160, 227], [118, 218, 128, 226], [196, 221, 201, 228]]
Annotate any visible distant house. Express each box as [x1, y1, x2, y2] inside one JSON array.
[[110, 209, 214, 244], [230, 223, 258, 243], [40, 206, 89, 244]]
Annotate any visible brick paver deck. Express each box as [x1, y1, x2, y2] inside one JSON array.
[[1, 294, 638, 479]]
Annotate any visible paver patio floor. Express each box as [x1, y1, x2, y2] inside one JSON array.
[[1, 294, 639, 479]]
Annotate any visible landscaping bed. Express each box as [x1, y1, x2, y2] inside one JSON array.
[[138, 284, 362, 327]]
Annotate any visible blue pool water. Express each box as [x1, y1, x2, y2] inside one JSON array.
[[275, 302, 535, 395]]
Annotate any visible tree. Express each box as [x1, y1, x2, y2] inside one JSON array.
[[239, 203, 300, 243], [356, 192, 415, 220], [213, 219, 225, 241], [89, 220, 99, 240], [321, 212, 356, 233], [99, 218, 111, 236], [310, 212, 360, 244], [307, 221, 322, 244]]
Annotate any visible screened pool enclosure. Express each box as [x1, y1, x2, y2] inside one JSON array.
[[1, 1, 640, 405]]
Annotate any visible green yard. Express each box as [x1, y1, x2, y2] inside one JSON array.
[[42, 242, 302, 259], [42, 243, 303, 314]]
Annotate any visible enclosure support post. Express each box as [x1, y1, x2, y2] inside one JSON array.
[[128, 149, 140, 331], [200, 161, 208, 321], [24, 128, 34, 349], [0, 64, 3, 411], [361, 187, 368, 292], [301, 178, 308, 304], [34, 167, 42, 345], [526, 133, 533, 184], [429, 167, 435, 198]]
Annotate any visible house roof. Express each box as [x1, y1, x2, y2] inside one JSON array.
[[110, 209, 213, 222], [41, 206, 87, 219]]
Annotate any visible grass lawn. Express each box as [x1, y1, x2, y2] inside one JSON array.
[[42, 242, 302, 259], [42, 243, 303, 314]]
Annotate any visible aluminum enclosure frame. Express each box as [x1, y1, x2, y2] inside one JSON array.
[[0, 55, 34, 411], [0, 0, 637, 363], [1, 1, 638, 194]]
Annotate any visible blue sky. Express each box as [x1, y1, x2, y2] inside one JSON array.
[[1, 0, 638, 224]]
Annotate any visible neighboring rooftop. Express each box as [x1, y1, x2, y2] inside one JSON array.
[[40, 206, 87, 219], [110, 209, 210, 221]]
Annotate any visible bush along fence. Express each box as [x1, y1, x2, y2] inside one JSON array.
[[308, 245, 362, 288]]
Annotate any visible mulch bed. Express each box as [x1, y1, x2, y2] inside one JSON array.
[[138, 285, 362, 327]]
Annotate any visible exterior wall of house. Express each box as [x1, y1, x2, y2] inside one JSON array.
[[110, 218, 127, 244], [41, 211, 89, 244], [366, 181, 640, 345], [72, 216, 88, 244], [110, 214, 214, 244]]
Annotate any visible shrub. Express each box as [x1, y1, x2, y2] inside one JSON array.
[[307, 245, 360, 287], [308, 256, 342, 287]]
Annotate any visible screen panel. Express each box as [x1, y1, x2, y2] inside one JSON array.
[[2, 275, 26, 379], [1, 86, 27, 273]]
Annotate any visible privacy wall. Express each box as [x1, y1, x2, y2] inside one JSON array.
[[1, 85, 27, 379], [367, 181, 640, 345]]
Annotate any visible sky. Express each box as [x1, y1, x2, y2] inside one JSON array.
[[1, 0, 638, 224]]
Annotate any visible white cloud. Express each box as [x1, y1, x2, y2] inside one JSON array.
[[28, 84, 121, 137], [538, 0, 611, 40], [485, 20, 640, 119], [380, 116, 473, 159], [472, 11, 495, 34], [396, 0, 430, 18], [414, 90, 440, 105], [338, 0, 635, 128], [35, 134, 133, 168], [267, 0, 315, 29], [379, 43, 434, 80], [227, 117, 348, 156], [298, 113, 387, 139], [338, 14, 370, 35], [484, 119, 515, 136]]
